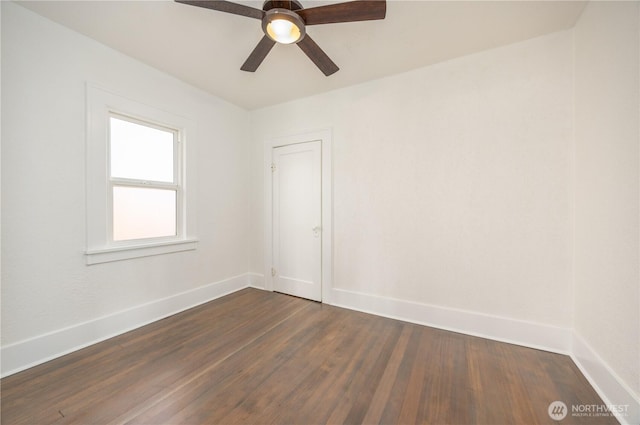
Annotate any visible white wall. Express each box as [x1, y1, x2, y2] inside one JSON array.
[[1, 2, 249, 360], [250, 30, 574, 328], [573, 0, 640, 407]]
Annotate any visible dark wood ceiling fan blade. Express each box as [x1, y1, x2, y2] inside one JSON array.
[[175, 0, 264, 20], [297, 35, 339, 76], [241, 36, 277, 72], [297, 0, 386, 25]]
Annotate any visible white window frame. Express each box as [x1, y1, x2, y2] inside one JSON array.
[[86, 84, 198, 264], [108, 112, 182, 244]]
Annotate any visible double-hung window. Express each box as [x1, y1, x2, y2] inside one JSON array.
[[109, 114, 180, 242], [86, 84, 197, 264]]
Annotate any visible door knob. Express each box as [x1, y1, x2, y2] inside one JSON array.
[[312, 226, 322, 237]]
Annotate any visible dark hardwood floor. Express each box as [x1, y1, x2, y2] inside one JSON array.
[[1, 288, 617, 424]]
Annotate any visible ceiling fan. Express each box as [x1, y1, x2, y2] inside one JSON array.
[[175, 0, 386, 76]]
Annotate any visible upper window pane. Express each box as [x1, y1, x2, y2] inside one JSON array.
[[110, 116, 175, 183]]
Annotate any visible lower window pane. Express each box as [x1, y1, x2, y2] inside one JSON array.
[[113, 186, 176, 241]]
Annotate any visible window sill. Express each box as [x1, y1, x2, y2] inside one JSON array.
[[85, 238, 198, 265]]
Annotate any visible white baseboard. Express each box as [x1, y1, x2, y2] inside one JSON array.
[[1, 273, 250, 378], [331, 288, 571, 354], [571, 333, 640, 425], [247, 272, 265, 289]]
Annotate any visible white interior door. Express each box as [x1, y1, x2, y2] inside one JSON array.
[[272, 140, 322, 301]]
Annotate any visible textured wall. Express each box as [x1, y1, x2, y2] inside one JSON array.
[[1, 2, 250, 346], [250, 31, 574, 327], [573, 0, 640, 399]]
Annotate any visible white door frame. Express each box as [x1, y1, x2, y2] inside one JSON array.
[[263, 129, 332, 304]]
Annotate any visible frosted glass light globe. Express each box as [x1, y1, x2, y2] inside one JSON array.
[[267, 18, 301, 44]]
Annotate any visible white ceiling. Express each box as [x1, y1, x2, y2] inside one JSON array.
[[17, 0, 587, 110]]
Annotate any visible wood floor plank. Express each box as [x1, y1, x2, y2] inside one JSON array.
[[396, 326, 432, 425], [378, 326, 424, 424], [361, 324, 414, 424], [1, 288, 619, 425]]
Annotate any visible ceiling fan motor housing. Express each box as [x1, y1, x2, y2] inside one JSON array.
[[262, 0, 304, 12]]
